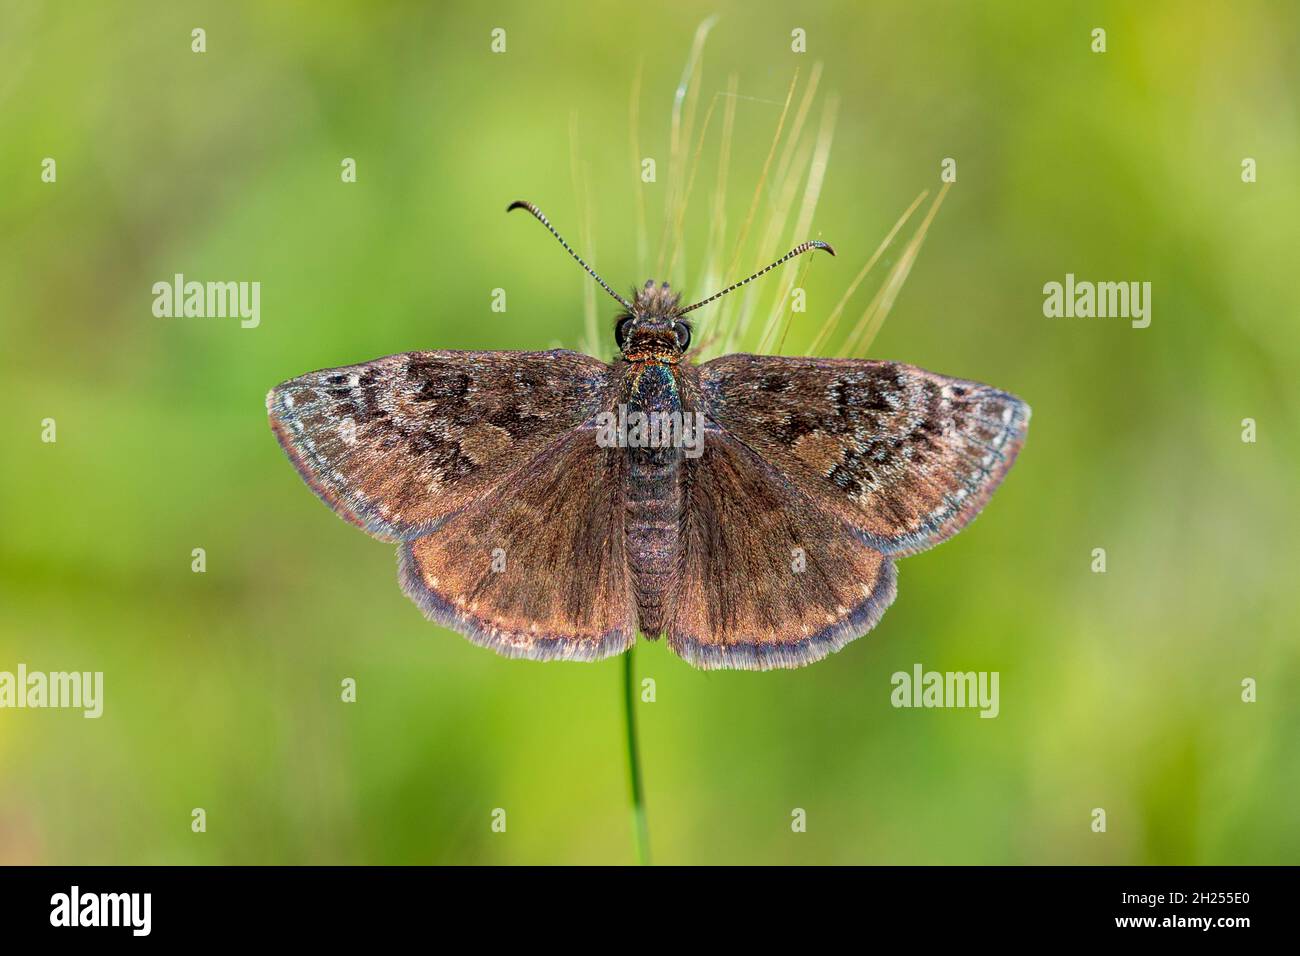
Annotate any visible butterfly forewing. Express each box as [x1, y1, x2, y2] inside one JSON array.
[[697, 354, 1030, 557], [267, 349, 613, 541]]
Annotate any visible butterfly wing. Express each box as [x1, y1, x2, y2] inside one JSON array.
[[400, 422, 636, 661], [668, 425, 897, 670], [697, 354, 1030, 557], [269, 348, 636, 661], [267, 349, 612, 542]]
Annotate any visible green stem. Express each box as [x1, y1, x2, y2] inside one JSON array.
[[622, 645, 650, 866]]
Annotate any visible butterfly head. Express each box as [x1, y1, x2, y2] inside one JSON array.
[[615, 281, 691, 360], [507, 200, 834, 363]]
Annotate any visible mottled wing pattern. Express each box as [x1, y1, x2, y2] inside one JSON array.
[[269, 348, 634, 662], [668, 425, 897, 670], [399, 423, 636, 661], [697, 355, 1029, 557], [267, 350, 611, 541]]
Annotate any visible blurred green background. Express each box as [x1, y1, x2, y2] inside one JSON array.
[[2, 0, 1298, 865]]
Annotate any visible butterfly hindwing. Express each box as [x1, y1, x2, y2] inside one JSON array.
[[697, 354, 1029, 557], [399, 422, 636, 661], [668, 424, 897, 670], [267, 349, 612, 542]]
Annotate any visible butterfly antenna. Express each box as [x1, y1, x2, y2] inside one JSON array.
[[677, 240, 835, 316], [507, 201, 634, 311]]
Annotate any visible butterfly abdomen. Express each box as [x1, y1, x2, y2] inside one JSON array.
[[622, 361, 687, 638], [625, 445, 682, 638]]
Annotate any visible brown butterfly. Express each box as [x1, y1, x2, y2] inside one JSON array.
[[267, 201, 1029, 670]]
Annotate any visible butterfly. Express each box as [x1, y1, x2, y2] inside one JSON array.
[[267, 201, 1029, 670]]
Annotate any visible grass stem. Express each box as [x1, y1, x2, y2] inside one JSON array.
[[622, 646, 650, 866]]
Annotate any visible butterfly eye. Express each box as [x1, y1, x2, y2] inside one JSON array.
[[615, 317, 635, 349], [673, 321, 691, 350]]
